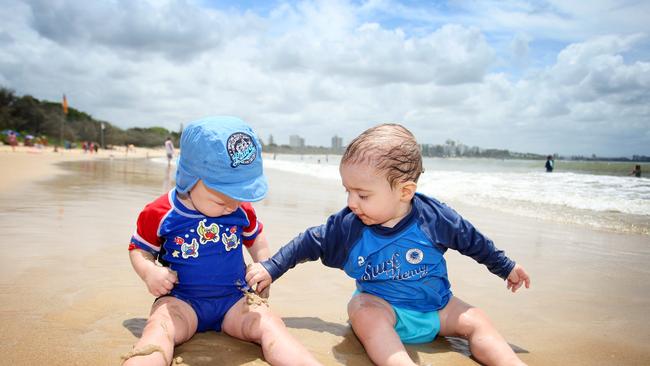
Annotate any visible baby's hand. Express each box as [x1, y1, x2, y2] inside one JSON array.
[[245, 263, 272, 295], [506, 264, 531, 293], [258, 286, 270, 299], [143, 266, 178, 297]]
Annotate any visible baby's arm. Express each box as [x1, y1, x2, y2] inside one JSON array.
[[246, 232, 270, 262], [247, 208, 355, 293], [447, 216, 531, 292], [245, 224, 329, 293], [506, 263, 530, 293], [424, 198, 531, 291], [129, 249, 178, 297], [245, 232, 271, 297]]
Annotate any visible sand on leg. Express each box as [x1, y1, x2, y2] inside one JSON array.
[[221, 294, 322, 366], [122, 297, 197, 366]]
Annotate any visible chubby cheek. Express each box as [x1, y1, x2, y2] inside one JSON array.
[[355, 204, 376, 221], [196, 203, 225, 217], [364, 204, 392, 223]]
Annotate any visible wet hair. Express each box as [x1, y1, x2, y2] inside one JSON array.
[[341, 123, 423, 187]]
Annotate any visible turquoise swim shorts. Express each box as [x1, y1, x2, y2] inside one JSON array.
[[352, 291, 440, 344]]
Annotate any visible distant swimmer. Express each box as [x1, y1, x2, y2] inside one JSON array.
[[629, 164, 641, 178], [545, 155, 554, 172]]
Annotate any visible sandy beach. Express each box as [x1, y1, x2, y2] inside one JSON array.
[[0, 148, 649, 365]]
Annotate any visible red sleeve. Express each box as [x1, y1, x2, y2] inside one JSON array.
[[240, 202, 263, 248], [128, 193, 171, 252]]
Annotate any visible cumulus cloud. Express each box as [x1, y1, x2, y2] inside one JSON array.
[[511, 33, 531, 67], [25, 0, 225, 61], [0, 0, 648, 156]]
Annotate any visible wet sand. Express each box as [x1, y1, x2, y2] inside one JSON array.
[[0, 152, 648, 365]]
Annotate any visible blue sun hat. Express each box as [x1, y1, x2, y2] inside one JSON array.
[[176, 116, 268, 201]]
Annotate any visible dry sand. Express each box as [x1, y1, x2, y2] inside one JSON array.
[[0, 148, 648, 365]]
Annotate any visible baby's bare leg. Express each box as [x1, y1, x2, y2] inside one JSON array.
[[221, 297, 321, 366], [123, 297, 197, 366], [347, 293, 417, 366], [438, 296, 526, 366]]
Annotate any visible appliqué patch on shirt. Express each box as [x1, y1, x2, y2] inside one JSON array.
[[357, 256, 365, 266], [406, 248, 424, 264], [227, 132, 256, 167], [197, 219, 220, 244], [222, 226, 240, 251], [181, 238, 200, 259]]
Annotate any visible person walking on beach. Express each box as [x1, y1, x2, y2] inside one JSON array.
[[629, 164, 642, 178], [545, 155, 554, 172], [164, 137, 175, 166], [124, 116, 320, 366], [247, 123, 531, 366], [7, 131, 17, 152]]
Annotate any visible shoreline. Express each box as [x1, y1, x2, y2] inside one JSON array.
[[263, 156, 650, 237], [0, 145, 168, 192]]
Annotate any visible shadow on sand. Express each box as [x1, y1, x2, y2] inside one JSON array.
[[124, 316, 528, 365]]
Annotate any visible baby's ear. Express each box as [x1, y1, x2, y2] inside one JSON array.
[[399, 181, 417, 201]]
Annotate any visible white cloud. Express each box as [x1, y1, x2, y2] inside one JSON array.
[[511, 32, 531, 67], [0, 0, 648, 156]]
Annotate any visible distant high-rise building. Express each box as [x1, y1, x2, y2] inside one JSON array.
[[420, 143, 431, 156], [331, 135, 343, 151], [289, 134, 305, 148], [268, 134, 275, 146]]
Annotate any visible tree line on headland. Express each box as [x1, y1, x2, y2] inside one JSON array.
[[0, 86, 179, 149]]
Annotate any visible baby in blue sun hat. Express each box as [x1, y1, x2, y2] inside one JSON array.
[[124, 116, 320, 365], [175, 115, 268, 201]]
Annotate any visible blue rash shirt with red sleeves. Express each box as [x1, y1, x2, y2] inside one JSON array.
[[260, 193, 515, 312], [129, 189, 263, 298]]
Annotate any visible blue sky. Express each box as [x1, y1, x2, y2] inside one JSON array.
[[1, 0, 649, 156]]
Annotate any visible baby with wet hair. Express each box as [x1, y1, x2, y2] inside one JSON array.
[[247, 123, 531, 366], [340, 123, 423, 186]]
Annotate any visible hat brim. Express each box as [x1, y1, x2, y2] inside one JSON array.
[[202, 174, 268, 202]]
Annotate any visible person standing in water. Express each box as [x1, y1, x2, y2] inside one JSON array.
[[545, 155, 554, 172], [629, 164, 641, 178]]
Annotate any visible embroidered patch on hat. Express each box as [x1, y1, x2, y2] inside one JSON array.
[[227, 132, 257, 168]]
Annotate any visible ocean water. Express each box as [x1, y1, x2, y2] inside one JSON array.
[[262, 154, 650, 235]]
